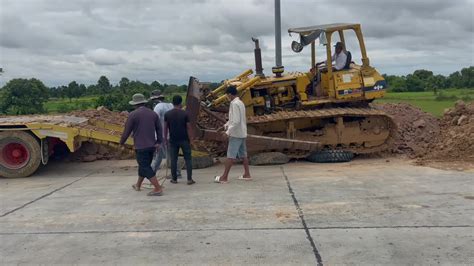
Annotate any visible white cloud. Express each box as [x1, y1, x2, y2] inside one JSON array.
[[0, 0, 473, 86], [85, 48, 127, 66]]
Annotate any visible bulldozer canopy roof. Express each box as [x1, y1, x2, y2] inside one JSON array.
[[288, 23, 357, 35], [288, 23, 360, 52]]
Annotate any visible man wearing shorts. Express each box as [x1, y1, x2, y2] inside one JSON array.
[[214, 85, 252, 183], [120, 93, 164, 196]]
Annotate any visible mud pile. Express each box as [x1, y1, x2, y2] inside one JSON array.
[[421, 101, 474, 161], [70, 107, 128, 126], [374, 103, 440, 157], [68, 107, 132, 162], [68, 141, 134, 162]]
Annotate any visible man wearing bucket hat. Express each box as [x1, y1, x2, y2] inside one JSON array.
[[149, 90, 183, 179], [120, 93, 164, 196]]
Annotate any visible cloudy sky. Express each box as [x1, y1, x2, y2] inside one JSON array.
[[1, 0, 473, 87]]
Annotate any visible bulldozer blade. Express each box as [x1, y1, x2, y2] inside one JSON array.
[[246, 134, 321, 153], [186, 76, 203, 136], [201, 129, 321, 153]]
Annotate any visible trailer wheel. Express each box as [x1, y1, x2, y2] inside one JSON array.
[[306, 150, 354, 163], [0, 131, 42, 178]]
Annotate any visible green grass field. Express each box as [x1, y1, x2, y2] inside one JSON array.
[[375, 89, 473, 117], [45, 96, 98, 113]]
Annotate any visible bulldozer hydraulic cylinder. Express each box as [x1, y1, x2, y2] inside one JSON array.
[[208, 69, 253, 98], [211, 76, 261, 107]]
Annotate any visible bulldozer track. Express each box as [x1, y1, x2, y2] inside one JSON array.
[[247, 107, 397, 155], [247, 107, 390, 124]]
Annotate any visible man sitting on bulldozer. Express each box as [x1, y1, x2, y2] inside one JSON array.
[[316, 42, 348, 71], [311, 41, 351, 97]]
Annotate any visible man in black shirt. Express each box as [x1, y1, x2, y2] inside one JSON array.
[[164, 95, 195, 185]]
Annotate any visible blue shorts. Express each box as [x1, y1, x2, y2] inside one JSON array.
[[227, 137, 247, 159]]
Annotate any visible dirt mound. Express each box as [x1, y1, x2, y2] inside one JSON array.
[[68, 141, 134, 162], [70, 107, 128, 126], [67, 107, 133, 162], [421, 101, 474, 162], [375, 101, 473, 168], [374, 103, 440, 157]]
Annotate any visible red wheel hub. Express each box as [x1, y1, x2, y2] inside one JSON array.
[[2, 142, 30, 169]]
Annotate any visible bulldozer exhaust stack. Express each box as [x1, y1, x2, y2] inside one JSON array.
[[252, 38, 264, 77]]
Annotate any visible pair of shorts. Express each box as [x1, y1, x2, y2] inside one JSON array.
[[227, 137, 247, 159], [135, 147, 156, 179]]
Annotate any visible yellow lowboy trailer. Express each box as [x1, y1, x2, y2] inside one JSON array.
[[0, 115, 132, 178]]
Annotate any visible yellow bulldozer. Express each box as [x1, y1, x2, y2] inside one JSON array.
[[186, 23, 396, 162]]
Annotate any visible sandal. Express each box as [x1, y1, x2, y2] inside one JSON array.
[[238, 175, 253, 181], [132, 184, 141, 191], [214, 176, 228, 184]]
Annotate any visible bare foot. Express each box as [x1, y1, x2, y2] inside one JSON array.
[[132, 184, 141, 191]]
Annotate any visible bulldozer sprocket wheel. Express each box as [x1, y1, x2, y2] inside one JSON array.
[[306, 150, 354, 163], [0, 131, 42, 178]]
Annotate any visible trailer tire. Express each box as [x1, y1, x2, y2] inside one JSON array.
[[306, 150, 354, 163], [0, 131, 42, 178]]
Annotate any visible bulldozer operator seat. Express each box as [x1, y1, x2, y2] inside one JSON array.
[[343, 51, 352, 70]]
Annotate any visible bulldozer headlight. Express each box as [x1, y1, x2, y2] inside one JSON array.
[[291, 41, 303, 53]]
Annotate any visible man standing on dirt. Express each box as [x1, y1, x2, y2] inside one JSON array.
[[120, 93, 164, 196], [164, 95, 195, 185], [214, 86, 252, 183], [149, 90, 183, 179]]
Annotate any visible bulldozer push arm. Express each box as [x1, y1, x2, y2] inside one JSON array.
[[186, 76, 322, 155]]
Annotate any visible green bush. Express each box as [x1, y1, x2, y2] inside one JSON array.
[[96, 94, 134, 112], [0, 78, 49, 115]]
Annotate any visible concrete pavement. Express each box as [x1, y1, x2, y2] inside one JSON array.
[[0, 158, 473, 265]]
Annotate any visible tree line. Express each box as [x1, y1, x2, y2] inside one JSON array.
[[383, 66, 473, 93], [0, 67, 472, 115], [50, 75, 188, 106], [0, 76, 191, 115]]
